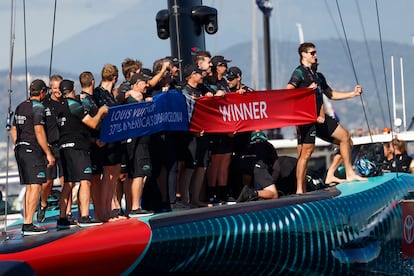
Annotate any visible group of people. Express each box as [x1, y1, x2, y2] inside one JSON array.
[[11, 42, 410, 236]]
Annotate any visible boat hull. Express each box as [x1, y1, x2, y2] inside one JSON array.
[[0, 173, 414, 275]]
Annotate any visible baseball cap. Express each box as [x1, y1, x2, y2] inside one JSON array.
[[226, 66, 242, 80], [141, 68, 154, 78], [211, 55, 231, 67], [130, 72, 151, 86], [29, 79, 49, 92], [59, 79, 75, 94], [183, 64, 204, 78], [165, 56, 182, 67]]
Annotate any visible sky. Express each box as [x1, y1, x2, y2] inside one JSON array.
[[1, 0, 414, 73]]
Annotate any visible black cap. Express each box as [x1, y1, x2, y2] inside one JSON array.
[[141, 68, 154, 78], [211, 55, 231, 67], [165, 56, 182, 67], [226, 66, 242, 80], [183, 64, 204, 78], [130, 72, 151, 86], [59, 79, 75, 94], [29, 79, 49, 92]]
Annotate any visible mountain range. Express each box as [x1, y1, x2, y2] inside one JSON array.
[[0, 0, 413, 142]]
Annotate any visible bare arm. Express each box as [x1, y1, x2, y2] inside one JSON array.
[[330, 85, 362, 100], [34, 124, 55, 168], [10, 126, 17, 145], [82, 105, 109, 129], [285, 84, 295, 89], [148, 61, 170, 88]]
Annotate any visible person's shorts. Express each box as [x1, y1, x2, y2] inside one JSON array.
[[209, 134, 234, 154], [60, 148, 92, 182], [297, 115, 338, 144], [90, 142, 104, 175], [15, 145, 47, 185], [175, 131, 193, 162], [46, 144, 63, 180], [253, 160, 274, 190], [126, 137, 152, 178], [102, 141, 123, 166], [194, 135, 209, 168]]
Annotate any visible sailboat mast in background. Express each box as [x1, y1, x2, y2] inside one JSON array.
[[251, 0, 259, 90], [400, 57, 407, 131]]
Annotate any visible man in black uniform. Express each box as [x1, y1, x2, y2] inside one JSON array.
[[57, 80, 108, 228], [10, 79, 55, 235], [226, 66, 254, 93], [286, 42, 366, 194], [38, 74, 64, 223], [237, 131, 279, 202]]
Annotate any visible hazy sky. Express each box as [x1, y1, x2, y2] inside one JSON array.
[[0, 0, 413, 72]]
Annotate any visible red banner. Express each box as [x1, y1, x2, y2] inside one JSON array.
[[402, 200, 414, 258], [189, 88, 316, 133]]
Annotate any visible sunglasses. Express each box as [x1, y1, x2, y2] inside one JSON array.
[[307, 51, 317, 56]]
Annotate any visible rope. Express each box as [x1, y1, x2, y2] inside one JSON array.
[[49, 0, 58, 78], [374, 0, 393, 134], [335, 0, 373, 142], [23, 0, 28, 97], [373, 0, 398, 177], [355, 0, 386, 128]]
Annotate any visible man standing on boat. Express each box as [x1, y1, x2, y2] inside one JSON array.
[[286, 42, 366, 194], [10, 79, 55, 235], [56, 79, 108, 228], [38, 74, 65, 223]]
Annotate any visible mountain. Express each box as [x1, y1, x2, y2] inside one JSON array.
[[0, 38, 413, 142]]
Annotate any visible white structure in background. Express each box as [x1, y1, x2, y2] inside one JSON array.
[[296, 23, 304, 44], [391, 56, 408, 132]]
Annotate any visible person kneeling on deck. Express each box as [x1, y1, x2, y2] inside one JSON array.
[[237, 131, 279, 202]]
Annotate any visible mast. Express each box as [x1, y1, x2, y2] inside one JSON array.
[[156, 0, 218, 82], [3, 0, 16, 239], [251, 0, 259, 90], [296, 23, 304, 44], [400, 57, 407, 131], [391, 55, 396, 126]]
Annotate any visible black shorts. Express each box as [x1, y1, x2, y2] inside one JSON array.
[[297, 115, 338, 144], [209, 134, 234, 154], [60, 148, 92, 182], [46, 144, 63, 180], [103, 141, 123, 166], [149, 134, 165, 177], [90, 142, 104, 175], [15, 145, 47, 185], [194, 135, 209, 168], [125, 137, 152, 178], [253, 160, 273, 190], [175, 131, 193, 162]]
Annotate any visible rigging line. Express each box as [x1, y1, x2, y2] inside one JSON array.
[[374, 0, 398, 177], [49, 0, 57, 78], [374, 0, 393, 135], [335, 0, 373, 142], [355, 0, 386, 128], [4, 0, 17, 240], [23, 0, 28, 97], [323, 0, 352, 68]]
